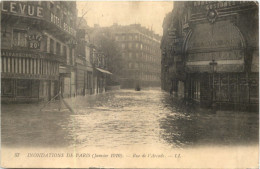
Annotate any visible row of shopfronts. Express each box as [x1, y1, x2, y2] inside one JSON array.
[[1, 1, 111, 103], [161, 2, 259, 111]]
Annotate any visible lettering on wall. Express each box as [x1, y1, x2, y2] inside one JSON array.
[[51, 13, 76, 36], [1, 2, 43, 18], [193, 1, 251, 10], [27, 34, 42, 49]]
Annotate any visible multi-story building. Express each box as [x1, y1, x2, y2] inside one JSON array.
[[77, 21, 112, 95], [1, 1, 77, 102], [112, 24, 161, 88], [161, 1, 259, 111], [75, 28, 94, 95]]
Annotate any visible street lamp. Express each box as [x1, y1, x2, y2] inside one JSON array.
[[209, 59, 217, 111]]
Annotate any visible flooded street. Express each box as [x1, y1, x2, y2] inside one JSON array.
[[2, 89, 259, 149]]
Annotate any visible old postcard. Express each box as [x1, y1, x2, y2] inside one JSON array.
[[1, 1, 259, 168]]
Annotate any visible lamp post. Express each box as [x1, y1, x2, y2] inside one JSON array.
[[209, 59, 217, 110]]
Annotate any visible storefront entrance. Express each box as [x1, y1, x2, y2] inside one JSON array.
[[1, 78, 58, 103], [188, 73, 259, 111]]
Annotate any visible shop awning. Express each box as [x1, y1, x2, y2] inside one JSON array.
[[96, 68, 113, 75]]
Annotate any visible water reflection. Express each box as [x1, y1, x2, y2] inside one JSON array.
[[1, 89, 258, 148]]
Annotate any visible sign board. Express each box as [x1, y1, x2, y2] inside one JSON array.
[[1, 2, 43, 18], [27, 34, 42, 49]]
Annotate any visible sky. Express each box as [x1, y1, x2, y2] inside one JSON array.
[[77, 1, 173, 35]]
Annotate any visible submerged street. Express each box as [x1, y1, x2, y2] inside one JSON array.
[[2, 89, 259, 149]]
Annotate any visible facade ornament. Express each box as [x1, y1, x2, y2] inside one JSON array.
[[207, 9, 218, 23]]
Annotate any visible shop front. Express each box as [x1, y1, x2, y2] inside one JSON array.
[[1, 77, 58, 103], [95, 68, 112, 94], [184, 20, 255, 109], [1, 50, 60, 103]]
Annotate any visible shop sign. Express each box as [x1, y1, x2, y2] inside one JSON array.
[[188, 51, 243, 62], [1, 2, 43, 18], [193, 1, 250, 10], [1, 50, 37, 58], [1, 50, 64, 63], [2, 72, 58, 80], [27, 34, 42, 49], [51, 13, 76, 36]]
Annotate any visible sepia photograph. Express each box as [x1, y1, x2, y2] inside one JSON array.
[[1, 1, 259, 168]]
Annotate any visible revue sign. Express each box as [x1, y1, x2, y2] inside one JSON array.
[[1, 2, 43, 18]]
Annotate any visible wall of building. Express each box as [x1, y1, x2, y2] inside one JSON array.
[[112, 24, 161, 88], [161, 1, 259, 111], [1, 1, 78, 103]]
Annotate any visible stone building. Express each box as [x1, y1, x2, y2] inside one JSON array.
[[112, 24, 161, 88], [161, 1, 258, 111], [1, 1, 77, 102], [75, 29, 91, 95]]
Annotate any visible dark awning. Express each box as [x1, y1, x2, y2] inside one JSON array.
[[96, 68, 112, 75]]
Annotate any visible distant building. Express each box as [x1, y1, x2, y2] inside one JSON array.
[[1, 1, 77, 102], [161, 1, 259, 111], [112, 24, 161, 88], [88, 24, 161, 89]]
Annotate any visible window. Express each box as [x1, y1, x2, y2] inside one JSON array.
[[135, 63, 138, 68], [50, 1, 54, 10], [135, 34, 138, 40], [128, 43, 132, 49], [63, 46, 67, 58], [13, 29, 27, 47], [129, 52, 132, 58], [56, 6, 60, 17], [121, 43, 125, 49], [17, 79, 31, 97], [69, 48, 73, 65], [50, 38, 54, 53], [128, 62, 132, 69], [1, 79, 13, 96], [56, 42, 61, 55]]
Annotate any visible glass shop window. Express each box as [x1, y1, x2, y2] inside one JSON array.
[[17, 79, 31, 97], [1, 79, 14, 96], [13, 29, 27, 47]]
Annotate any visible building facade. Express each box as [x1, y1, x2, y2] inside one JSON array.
[[75, 29, 94, 95], [161, 1, 259, 111], [76, 20, 112, 95], [112, 24, 161, 88], [1, 1, 77, 102]]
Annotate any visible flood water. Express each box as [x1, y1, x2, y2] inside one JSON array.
[[1, 89, 259, 149]]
